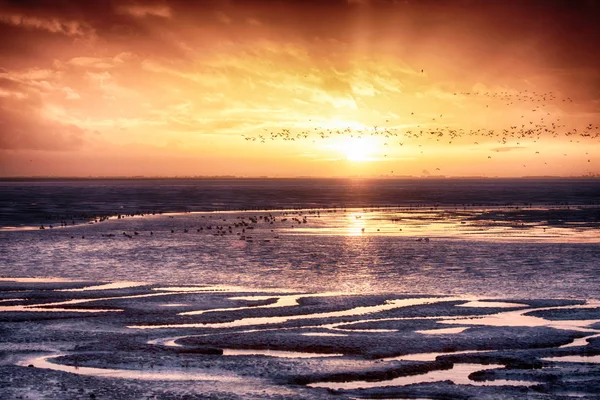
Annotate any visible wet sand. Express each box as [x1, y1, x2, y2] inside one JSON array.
[[1, 279, 599, 399]]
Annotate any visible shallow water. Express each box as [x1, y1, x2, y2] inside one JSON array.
[[57, 281, 147, 291], [222, 349, 344, 358], [2, 178, 600, 298], [180, 292, 346, 316], [384, 350, 493, 362], [457, 301, 529, 308], [3, 178, 599, 227], [2, 281, 599, 397], [1, 206, 600, 299], [560, 334, 600, 348], [416, 327, 469, 335], [308, 363, 537, 389], [542, 355, 600, 363], [129, 297, 458, 329], [439, 301, 600, 331], [18, 354, 244, 382]]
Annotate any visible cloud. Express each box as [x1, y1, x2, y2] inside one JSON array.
[[65, 55, 128, 69], [246, 18, 261, 26], [0, 99, 86, 151], [0, 11, 93, 37], [0, 0, 598, 178], [62, 87, 81, 100], [0, 68, 62, 99], [141, 59, 229, 87], [215, 11, 232, 24], [0, 87, 27, 99], [6, 68, 56, 81], [115, 4, 172, 19]]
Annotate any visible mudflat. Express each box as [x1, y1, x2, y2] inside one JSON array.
[[1, 279, 599, 399]]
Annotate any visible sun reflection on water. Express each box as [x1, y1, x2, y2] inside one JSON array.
[[346, 212, 366, 236]]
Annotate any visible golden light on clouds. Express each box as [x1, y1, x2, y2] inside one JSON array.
[[0, 0, 598, 177]]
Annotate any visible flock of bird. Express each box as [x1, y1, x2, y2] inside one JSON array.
[[241, 89, 599, 172], [43, 209, 443, 243], [40, 210, 319, 242]]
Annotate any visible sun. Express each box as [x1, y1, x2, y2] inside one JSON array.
[[338, 137, 376, 162]]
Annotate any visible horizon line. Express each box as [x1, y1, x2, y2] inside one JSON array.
[[1, 175, 599, 180]]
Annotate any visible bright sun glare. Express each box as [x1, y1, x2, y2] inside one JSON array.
[[339, 138, 376, 162]]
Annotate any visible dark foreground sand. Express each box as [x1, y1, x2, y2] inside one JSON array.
[[1, 279, 599, 399]]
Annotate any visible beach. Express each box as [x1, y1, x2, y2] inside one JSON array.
[[1, 183, 600, 398]]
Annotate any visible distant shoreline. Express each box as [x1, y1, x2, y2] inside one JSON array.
[[1, 175, 599, 181]]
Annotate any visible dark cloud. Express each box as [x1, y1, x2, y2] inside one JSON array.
[[0, 0, 597, 68], [0, 0, 597, 92]]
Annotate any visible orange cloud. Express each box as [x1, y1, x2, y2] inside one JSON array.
[[115, 4, 172, 19], [0, 11, 92, 36], [0, 0, 598, 177]]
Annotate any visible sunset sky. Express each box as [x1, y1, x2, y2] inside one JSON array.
[[0, 0, 599, 178]]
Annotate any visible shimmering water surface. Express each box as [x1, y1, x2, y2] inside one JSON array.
[[2, 177, 599, 226], [1, 178, 600, 298]]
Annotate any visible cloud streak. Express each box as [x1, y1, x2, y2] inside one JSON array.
[[0, 11, 92, 36], [115, 4, 172, 19]]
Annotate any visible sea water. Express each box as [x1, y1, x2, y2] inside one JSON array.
[[1, 178, 599, 298]]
